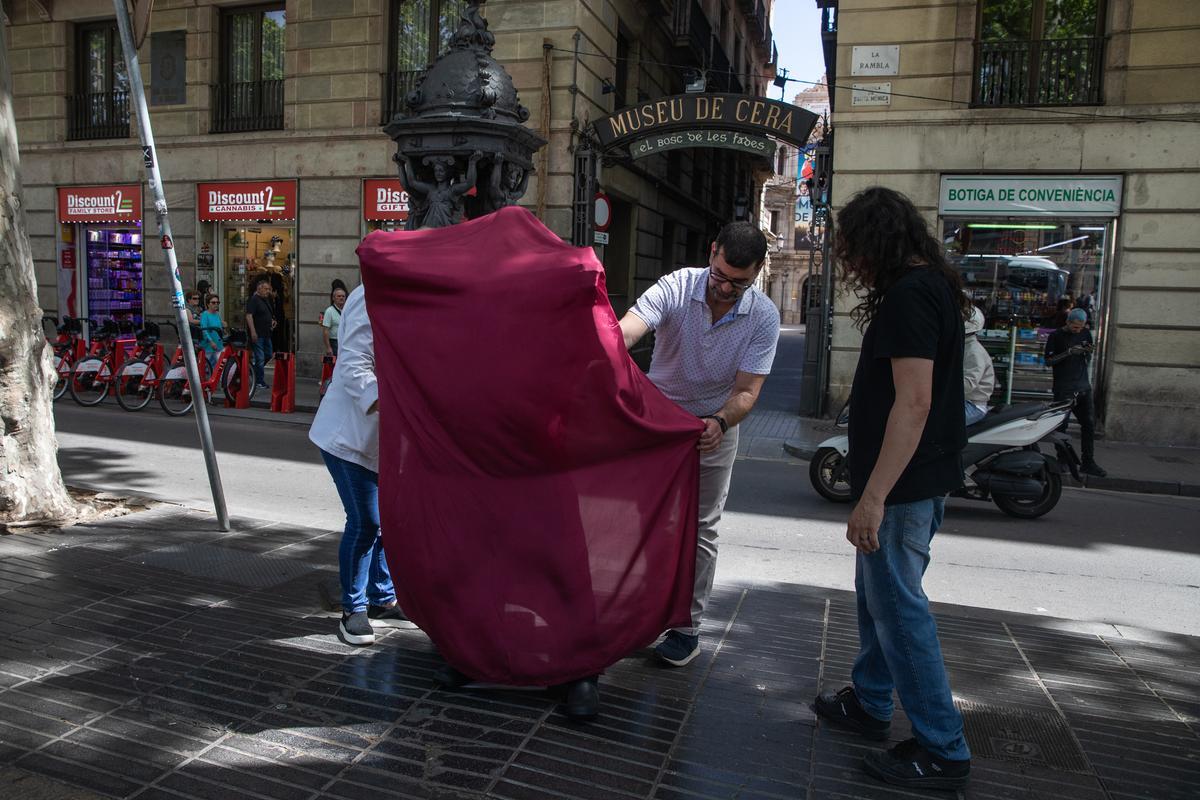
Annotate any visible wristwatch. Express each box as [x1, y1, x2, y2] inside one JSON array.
[[702, 414, 728, 434]]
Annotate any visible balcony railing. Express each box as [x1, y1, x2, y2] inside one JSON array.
[[210, 79, 284, 134], [67, 91, 130, 141], [672, 0, 712, 65], [381, 69, 424, 124], [974, 37, 1104, 107]]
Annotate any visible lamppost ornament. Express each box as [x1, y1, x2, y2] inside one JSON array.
[[384, 0, 546, 229]]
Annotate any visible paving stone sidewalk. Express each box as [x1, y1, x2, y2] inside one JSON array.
[[1, 506, 1196, 800]]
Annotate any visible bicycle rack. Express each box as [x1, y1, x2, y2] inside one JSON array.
[[225, 349, 253, 409]]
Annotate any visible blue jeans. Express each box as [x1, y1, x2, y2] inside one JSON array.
[[965, 402, 987, 426], [252, 336, 273, 386], [851, 497, 970, 761], [320, 449, 394, 614]]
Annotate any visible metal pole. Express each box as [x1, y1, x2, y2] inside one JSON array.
[[113, 1, 230, 531], [1006, 322, 1017, 406]]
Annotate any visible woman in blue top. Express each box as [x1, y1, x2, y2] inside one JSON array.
[[199, 295, 225, 370]]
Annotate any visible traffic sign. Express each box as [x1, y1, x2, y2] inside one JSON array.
[[594, 192, 612, 232]]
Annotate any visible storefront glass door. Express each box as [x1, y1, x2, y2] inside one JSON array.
[[82, 222, 144, 329], [944, 219, 1109, 400], [218, 223, 297, 352]]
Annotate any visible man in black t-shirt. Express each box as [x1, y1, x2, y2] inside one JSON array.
[[1045, 308, 1105, 476], [245, 278, 275, 389], [810, 188, 971, 792]]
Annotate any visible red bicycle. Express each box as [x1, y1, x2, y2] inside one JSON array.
[[45, 316, 88, 401], [157, 329, 256, 416], [113, 322, 168, 412], [68, 320, 135, 406]]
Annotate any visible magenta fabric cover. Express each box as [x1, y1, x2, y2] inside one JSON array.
[[357, 206, 703, 686]]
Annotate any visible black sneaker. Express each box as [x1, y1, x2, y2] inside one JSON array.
[[811, 686, 891, 741], [338, 611, 375, 646], [1081, 461, 1108, 477], [562, 676, 600, 721], [654, 631, 700, 667], [863, 738, 970, 791], [367, 603, 419, 629]]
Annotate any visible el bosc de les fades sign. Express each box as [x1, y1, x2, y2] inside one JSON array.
[[593, 93, 820, 158]]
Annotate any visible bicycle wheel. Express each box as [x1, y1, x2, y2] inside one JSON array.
[[53, 353, 71, 401], [114, 359, 157, 412], [157, 365, 195, 416], [69, 357, 111, 406], [221, 355, 257, 405]]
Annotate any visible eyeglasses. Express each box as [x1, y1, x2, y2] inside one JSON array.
[[208, 300, 220, 306], [708, 265, 754, 292]]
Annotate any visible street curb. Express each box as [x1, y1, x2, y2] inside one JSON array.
[[783, 442, 817, 461]]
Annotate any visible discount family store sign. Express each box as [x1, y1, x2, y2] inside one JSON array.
[[939, 175, 1123, 217], [57, 184, 143, 223]]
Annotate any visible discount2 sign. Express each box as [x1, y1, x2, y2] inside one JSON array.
[[57, 185, 142, 223], [197, 180, 298, 221], [363, 179, 409, 222]]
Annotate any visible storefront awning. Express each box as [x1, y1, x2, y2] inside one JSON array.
[[363, 178, 409, 222], [198, 180, 298, 222], [57, 184, 143, 224]]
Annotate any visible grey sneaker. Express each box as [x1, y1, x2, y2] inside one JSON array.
[[367, 603, 419, 629], [338, 611, 374, 646]]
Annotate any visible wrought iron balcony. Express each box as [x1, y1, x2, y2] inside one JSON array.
[[671, 0, 712, 65], [974, 37, 1104, 107], [66, 91, 130, 141], [381, 69, 425, 124], [210, 79, 284, 134]]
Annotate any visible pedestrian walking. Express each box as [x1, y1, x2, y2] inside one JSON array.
[[309, 284, 415, 646], [618, 221, 780, 667], [244, 278, 275, 390], [1045, 308, 1106, 476], [199, 295, 225, 371], [810, 187, 972, 791], [323, 285, 348, 357]]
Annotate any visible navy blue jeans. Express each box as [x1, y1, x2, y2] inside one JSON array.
[[851, 497, 970, 761], [251, 336, 273, 387], [320, 449, 394, 614]]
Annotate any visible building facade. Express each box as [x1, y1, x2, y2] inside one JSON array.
[[8, 0, 779, 375], [818, 0, 1200, 444]]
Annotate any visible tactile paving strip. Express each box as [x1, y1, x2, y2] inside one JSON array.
[[137, 542, 315, 588], [958, 700, 1092, 773]]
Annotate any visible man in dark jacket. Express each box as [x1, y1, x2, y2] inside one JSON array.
[[1045, 308, 1106, 476]]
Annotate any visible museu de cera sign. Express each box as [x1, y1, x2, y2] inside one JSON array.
[[197, 180, 298, 221], [594, 93, 819, 151]]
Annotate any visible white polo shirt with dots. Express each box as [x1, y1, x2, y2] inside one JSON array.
[[629, 267, 780, 417]]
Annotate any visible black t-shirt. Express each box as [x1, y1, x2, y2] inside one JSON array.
[[848, 268, 966, 504], [1044, 326, 1093, 395], [245, 294, 273, 339]]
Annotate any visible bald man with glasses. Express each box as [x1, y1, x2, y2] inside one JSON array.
[[618, 221, 780, 667]]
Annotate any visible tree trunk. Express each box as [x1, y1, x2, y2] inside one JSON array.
[[0, 32, 76, 523]]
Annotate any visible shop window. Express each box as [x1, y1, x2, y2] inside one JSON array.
[[973, 0, 1106, 107], [69, 21, 130, 141], [212, 4, 285, 133], [222, 225, 297, 352], [383, 0, 468, 122], [945, 219, 1110, 401]]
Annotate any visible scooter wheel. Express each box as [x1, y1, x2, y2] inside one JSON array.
[[993, 469, 1062, 519], [810, 447, 853, 503]]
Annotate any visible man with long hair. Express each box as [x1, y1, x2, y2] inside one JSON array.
[[811, 187, 972, 790], [619, 221, 779, 668]]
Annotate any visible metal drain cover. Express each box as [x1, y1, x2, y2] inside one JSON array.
[[957, 700, 1091, 773], [137, 543, 315, 588]]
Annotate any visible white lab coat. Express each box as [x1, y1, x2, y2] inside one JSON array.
[[963, 332, 996, 411], [309, 285, 379, 472]]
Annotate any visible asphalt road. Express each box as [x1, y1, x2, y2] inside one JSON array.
[[52, 395, 1200, 638]]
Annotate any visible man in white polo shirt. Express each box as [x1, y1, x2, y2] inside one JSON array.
[[618, 221, 780, 666]]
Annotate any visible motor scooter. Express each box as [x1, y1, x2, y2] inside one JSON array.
[[808, 400, 1082, 518]]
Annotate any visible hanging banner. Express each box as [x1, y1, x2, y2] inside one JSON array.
[[362, 179, 409, 222], [57, 184, 143, 224], [197, 180, 298, 221]]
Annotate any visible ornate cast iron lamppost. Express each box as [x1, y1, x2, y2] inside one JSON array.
[[384, 1, 546, 230]]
